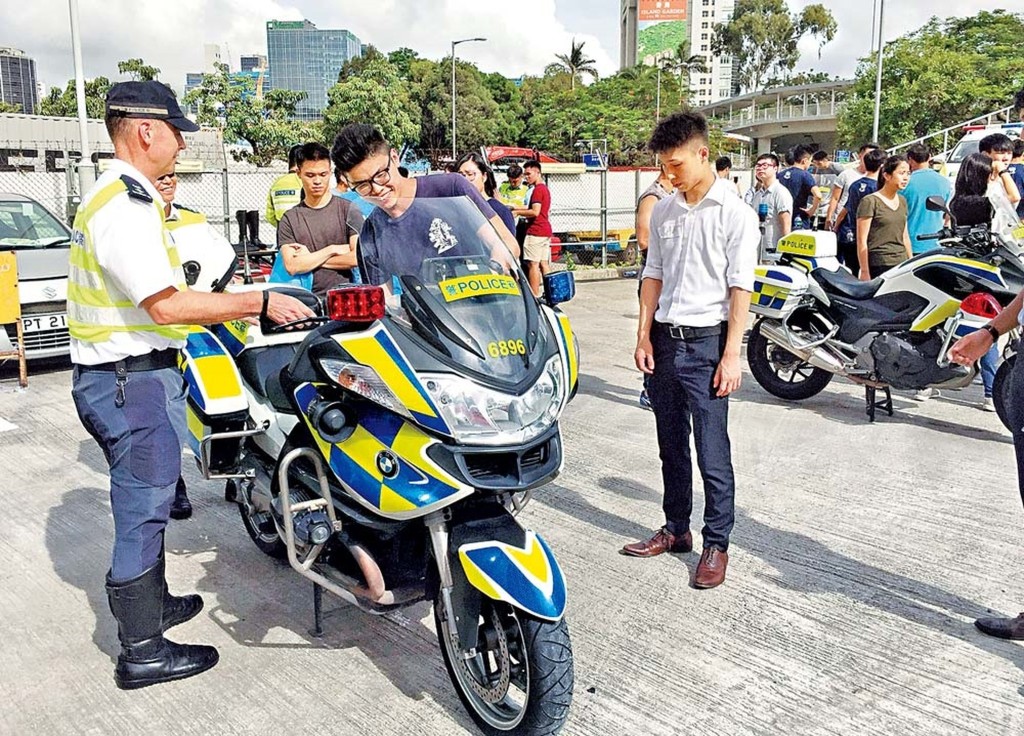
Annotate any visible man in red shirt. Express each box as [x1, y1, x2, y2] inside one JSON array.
[[511, 159, 552, 296]]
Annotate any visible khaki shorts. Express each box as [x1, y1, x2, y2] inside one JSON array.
[[523, 235, 551, 263]]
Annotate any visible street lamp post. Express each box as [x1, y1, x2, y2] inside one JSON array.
[[871, 0, 885, 143], [451, 37, 486, 162], [68, 0, 95, 195], [656, 65, 661, 121]]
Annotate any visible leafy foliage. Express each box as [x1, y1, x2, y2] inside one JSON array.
[[837, 11, 1024, 148], [39, 77, 111, 118], [322, 56, 419, 147], [548, 39, 599, 91], [712, 0, 836, 93], [117, 58, 160, 81], [638, 21, 689, 61]]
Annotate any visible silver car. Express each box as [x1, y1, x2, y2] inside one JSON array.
[[0, 193, 71, 359]]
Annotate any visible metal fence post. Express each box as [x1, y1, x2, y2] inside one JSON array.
[[221, 168, 231, 239], [600, 169, 608, 268]]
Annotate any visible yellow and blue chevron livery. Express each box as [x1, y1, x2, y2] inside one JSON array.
[[459, 531, 567, 621], [554, 312, 578, 392], [333, 324, 451, 437], [910, 255, 1005, 289], [181, 327, 247, 454], [294, 382, 472, 519]]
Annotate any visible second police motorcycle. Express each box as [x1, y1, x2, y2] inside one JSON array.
[[176, 197, 579, 736]]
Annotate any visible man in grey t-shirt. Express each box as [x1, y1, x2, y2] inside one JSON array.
[[743, 152, 792, 261]]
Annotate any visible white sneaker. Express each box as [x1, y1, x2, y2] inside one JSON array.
[[914, 387, 937, 402], [983, 397, 997, 412]]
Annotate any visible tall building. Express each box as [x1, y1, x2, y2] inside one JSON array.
[[0, 47, 39, 114], [266, 19, 362, 120], [240, 54, 267, 73], [204, 43, 225, 73]]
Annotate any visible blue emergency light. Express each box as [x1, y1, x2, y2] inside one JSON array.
[[543, 271, 576, 306]]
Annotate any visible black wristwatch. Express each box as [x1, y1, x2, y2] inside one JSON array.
[[982, 323, 1000, 342]]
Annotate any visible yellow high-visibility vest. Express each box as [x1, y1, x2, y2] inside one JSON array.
[[266, 172, 302, 227]]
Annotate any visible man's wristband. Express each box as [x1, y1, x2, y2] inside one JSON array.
[[982, 323, 1000, 342], [260, 289, 270, 320]]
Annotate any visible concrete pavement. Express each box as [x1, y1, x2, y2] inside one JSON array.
[[1, 278, 1022, 735]]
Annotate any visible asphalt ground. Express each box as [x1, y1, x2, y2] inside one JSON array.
[[1, 278, 1023, 735]]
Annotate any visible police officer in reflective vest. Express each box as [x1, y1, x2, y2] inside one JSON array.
[[266, 144, 303, 227], [69, 81, 312, 690]]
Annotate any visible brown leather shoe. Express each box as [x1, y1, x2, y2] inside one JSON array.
[[693, 547, 728, 589], [620, 528, 692, 557], [975, 612, 1024, 640]]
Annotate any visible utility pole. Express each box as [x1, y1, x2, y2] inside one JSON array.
[[871, 0, 885, 143], [451, 37, 486, 162], [68, 0, 95, 195]]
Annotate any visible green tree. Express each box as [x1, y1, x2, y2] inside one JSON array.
[[712, 0, 836, 93], [548, 39, 599, 91], [0, 101, 21, 113], [117, 58, 160, 81], [39, 77, 111, 117], [322, 56, 419, 146], [387, 48, 421, 80], [837, 11, 1024, 148], [660, 42, 708, 101], [185, 63, 315, 166]]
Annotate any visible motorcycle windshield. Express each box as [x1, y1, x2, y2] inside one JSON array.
[[357, 196, 542, 383]]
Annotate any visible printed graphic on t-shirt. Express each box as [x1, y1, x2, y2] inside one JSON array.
[[428, 218, 458, 254]]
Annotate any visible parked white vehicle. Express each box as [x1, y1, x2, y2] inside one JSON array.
[[0, 193, 71, 359], [940, 123, 1023, 190]]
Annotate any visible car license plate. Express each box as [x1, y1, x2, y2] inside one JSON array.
[[22, 313, 67, 333]]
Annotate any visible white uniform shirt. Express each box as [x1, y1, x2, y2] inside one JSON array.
[[70, 159, 185, 365], [744, 180, 793, 255], [834, 167, 863, 210], [644, 177, 759, 327]]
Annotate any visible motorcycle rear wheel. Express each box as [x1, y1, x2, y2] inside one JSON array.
[[993, 354, 1015, 432], [748, 320, 834, 400], [435, 599, 573, 736]]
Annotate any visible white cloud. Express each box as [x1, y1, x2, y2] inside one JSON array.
[[14, 0, 615, 94]]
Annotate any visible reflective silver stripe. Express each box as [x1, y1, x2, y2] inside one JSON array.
[[68, 302, 157, 328]]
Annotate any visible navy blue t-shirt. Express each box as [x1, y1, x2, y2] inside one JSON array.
[[844, 176, 879, 238], [1006, 162, 1024, 218], [779, 167, 817, 212]]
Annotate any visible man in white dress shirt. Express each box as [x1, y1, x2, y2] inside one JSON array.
[[621, 112, 759, 590]]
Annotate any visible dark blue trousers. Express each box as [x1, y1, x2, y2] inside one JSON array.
[[72, 365, 187, 581], [648, 323, 736, 550], [1008, 353, 1024, 509]]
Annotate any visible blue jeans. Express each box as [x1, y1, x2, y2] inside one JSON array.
[[980, 344, 998, 397], [72, 365, 188, 581], [648, 323, 736, 550]]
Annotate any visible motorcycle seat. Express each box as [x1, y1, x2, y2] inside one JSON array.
[[236, 344, 299, 414], [813, 268, 883, 300]]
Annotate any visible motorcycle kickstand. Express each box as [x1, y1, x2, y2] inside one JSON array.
[[865, 386, 893, 422], [310, 582, 324, 638]]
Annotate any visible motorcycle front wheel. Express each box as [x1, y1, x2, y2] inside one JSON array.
[[748, 320, 834, 400], [435, 599, 573, 736]]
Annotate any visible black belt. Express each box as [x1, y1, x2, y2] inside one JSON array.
[[657, 322, 724, 341], [79, 348, 180, 373]]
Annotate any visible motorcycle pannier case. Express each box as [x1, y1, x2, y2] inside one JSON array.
[[181, 328, 249, 472], [750, 265, 809, 318]]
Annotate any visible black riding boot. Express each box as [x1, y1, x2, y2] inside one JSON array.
[[105, 561, 219, 690], [153, 550, 203, 631], [245, 210, 264, 248], [170, 476, 192, 520]]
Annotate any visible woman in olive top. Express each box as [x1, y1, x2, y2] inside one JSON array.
[[856, 155, 913, 280]]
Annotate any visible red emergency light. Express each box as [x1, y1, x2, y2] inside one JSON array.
[[326, 286, 386, 323], [960, 292, 1002, 320]]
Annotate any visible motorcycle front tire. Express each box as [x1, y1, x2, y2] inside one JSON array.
[[747, 320, 834, 401]]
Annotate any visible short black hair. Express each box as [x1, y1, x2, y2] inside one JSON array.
[[906, 143, 931, 164], [287, 144, 303, 170], [863, 148, 886, 173], [784, 146, 797, 166], [1014, 139, 1024, 158], [331, 124, 389, 175], [858, 142, 880, 155], [793, 144, 813, 163], [756, 153, 780, 167], [523, 159, 542, 172], [812, 149, 829, 162], [506, 163, 523, 178], [648, 112, 708, 154], [715, 156, 732, 172], [294, 142, 331, 168], [980, 133, 1014, 154]]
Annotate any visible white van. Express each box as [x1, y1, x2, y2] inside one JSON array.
[[0, 194, 71, 360], [941, 122, 1023, 189]]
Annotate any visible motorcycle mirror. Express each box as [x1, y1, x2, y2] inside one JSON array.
[[925, 195, 948, 213]]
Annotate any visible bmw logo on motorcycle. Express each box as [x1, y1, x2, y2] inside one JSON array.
[[375, 450, 400, 479]]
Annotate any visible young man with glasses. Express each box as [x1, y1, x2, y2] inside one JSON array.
[[743, 153, 792, 262], [330, 124, 520, 287]]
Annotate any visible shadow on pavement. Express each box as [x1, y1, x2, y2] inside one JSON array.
[[576, 372, 642, 410]]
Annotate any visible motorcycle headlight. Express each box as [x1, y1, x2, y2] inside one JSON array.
[[318, 358, 412, 421], [422, 356, 564, 446]]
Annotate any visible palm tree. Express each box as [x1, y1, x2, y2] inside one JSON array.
[[552, 39, 599, 91], [661, 42, 708, 101]]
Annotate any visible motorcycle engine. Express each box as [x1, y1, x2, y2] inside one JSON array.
[[869, 332, 967, 389]]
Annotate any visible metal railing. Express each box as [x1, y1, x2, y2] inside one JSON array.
[[887, 105, 1016, 156]]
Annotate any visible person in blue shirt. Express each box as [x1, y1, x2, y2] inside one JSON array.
[[778, 144, 821, 230], [1007, 139, 1024, 220], [832, 149, 885, 275], [903, 143, 951, 253]]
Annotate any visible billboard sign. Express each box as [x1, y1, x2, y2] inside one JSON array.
[[639, 0, 687, 22]]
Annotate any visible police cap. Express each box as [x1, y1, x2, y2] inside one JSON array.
[[105, 81, 200, 133]]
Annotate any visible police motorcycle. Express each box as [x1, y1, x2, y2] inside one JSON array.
[[746, 196, 1024, 420], [177, 197, 578, 736]]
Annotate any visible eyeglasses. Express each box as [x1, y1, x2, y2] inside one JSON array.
[[348, 148, 395, 195], [754, 162, 777, 169]]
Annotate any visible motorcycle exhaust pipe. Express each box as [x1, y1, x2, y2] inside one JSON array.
[[758, 320, 847, 374]]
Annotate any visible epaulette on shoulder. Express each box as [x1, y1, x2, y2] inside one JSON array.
[[174, 204, 199, 214], [119, 175, 153, 203]]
